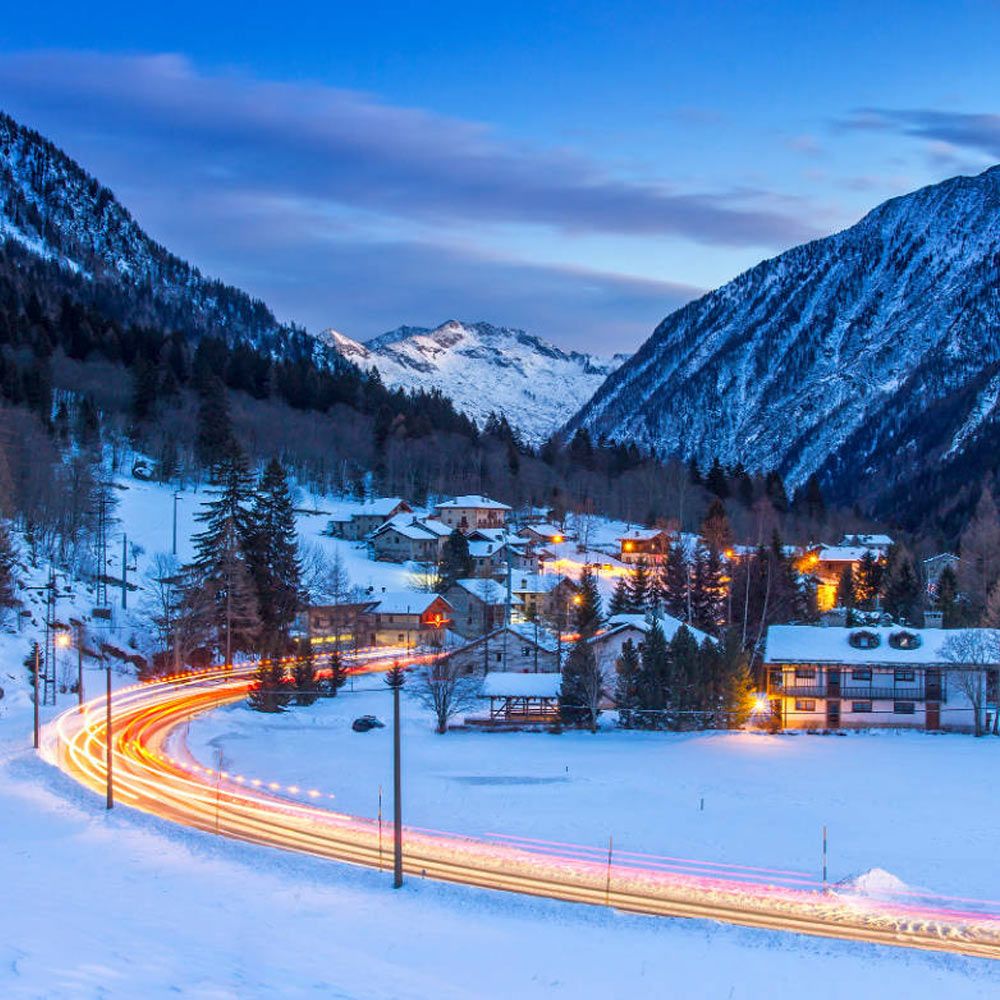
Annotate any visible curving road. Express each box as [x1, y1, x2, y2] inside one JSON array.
[[41, 663, 1000, 960]]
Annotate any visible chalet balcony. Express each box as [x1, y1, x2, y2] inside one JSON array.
[[770, 683, 946, 702]]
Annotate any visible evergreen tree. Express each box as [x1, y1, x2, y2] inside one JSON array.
[[636, 621, 671, 726], [195, 375, 237, 471], [935, 565, 962, 627], [691, 545, 725, 634], [437, 529, 473, 593], [626, 560, 652, 614], [248, 658, 291, 713], [574, 567, 602, 635], [23, 640, 41, 695], [559, 637, 602, 730], [765, 471, 789, 512], [705, 457, 729, 499], [325, 648, 349, 696], [608, 575, 631, 616], [0, 519, 17, 615], [129, 356, 160, 426], [720, 630, 755, 729], [188, 451, 260, 664], [855, 550, 884, 610], [247, 458, 302, 647], [700, 498, 733, 554], [959, 486, 1000, 612], [882, 549, 921, 624], [659, 540, 690, 621], [836, 564, 856, 618], [614, 639, 641, 728], [802, 474, 826, 522], [292, 639, 318, 706], [668, 625, 701, 727]]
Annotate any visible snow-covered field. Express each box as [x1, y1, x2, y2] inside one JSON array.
[[3, 475, 1000, 996]]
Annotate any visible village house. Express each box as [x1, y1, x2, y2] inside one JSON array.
[[839, 533, 894, 556], [370, 514, 451, 563], [327, 498, 412, 541], [617, 528, 671, 565], [509, 573, 577, 622], [589, 612, 714, 681], [763, 624, 1000, 732], [433, 495, 511, 533], [798, 544, 881, 611], [302, 600, 379, 651], [444, 578, 520, 639], [924, 552, 960, 595], [357, 591, 454, 648], [443, 622, 559, 676], [517, 522, 569, 547]]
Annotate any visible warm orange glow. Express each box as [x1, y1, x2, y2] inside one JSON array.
[[572, 594, 583, 605], [623, 541, 635, 552], [816, 582, 837, 612], [552, 534, 564, 544], [55, 632, 72, 649]]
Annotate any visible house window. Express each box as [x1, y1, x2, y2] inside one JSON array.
[[521, 646, 532, 656], [852, 701, 873, 713], [851, 669, 872, 682], [894, 669, 915, 683], [894, 701, 915, 714], [495, 651, 503, 663], [794, 668, 817, 680], [794, 699, 816, 712], [397, 634, 404, 643]]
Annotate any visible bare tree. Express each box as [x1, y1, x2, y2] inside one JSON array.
[[941, 629, 1000, 736], [410, 658, 482, 733]]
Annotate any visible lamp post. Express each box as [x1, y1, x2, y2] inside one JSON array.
[[76, 623, 85, 706], [105, 659, 114, 810], [32, 642, 40, 750], [385, 662, 406, 888], [55, 631, 71, 700]]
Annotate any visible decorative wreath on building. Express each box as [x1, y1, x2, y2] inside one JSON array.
[[848, 629, 881, 649], [888, 630, 922, 650]]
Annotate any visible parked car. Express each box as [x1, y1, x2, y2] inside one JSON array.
[[352, 715, 385, 733]]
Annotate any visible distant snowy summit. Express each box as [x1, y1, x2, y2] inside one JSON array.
[[322, 320, 629, 443]]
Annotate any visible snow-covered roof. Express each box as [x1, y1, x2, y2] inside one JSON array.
[[521, 522, 567, 540], [353, 497, 408, 517], [418, 519, 453, 537], [817, 545, 870, 563], [617, 527, 668, 542], [370, 591, 450, 615], [452, 579, 521, 604], [373, 515, 450, 541], [598, 612, 713, 647], [452, 622, 560, 655], [481, 672, 561, 698], [765, 625, 1000, 666], [468, 527, 507, 543], [511, 573, 572, 594], [468, 540, 504, 558], [434, 495, 512, 511], [839, 533, 893, 548]]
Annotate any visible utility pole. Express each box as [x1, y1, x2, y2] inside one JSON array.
[[77, 623, 85, 707], [172, 492, 182, 556], [121, 533, 128, 610], [822, 825, 828, 889], [386, 663, 405, 888], [32, 643, 40, 750], [105, 661, 114, 810]]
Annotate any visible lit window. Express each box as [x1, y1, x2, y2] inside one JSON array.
[[794, 699, 816, 712], [794, 668, 817, 680]]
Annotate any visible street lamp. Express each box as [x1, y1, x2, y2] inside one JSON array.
[[172, 492, 183, 556], [384, 662, 406, 889], [55, 631, 71, 697]]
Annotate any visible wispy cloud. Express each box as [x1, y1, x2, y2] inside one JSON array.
[[0, 50, 817, 248], [840, 107, 1000, 161]]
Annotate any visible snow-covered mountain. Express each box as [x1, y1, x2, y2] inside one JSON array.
[[568, 165, 1000, 520], [323, 320, 629, 442], [0, 111, 343, 367]]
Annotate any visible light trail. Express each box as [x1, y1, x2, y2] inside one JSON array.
[[41, 662, 1000, 960]]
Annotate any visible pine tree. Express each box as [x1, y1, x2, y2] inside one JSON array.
[[700, 498, 733, 554], [0, 519, 17, 615], [559, 638, 602, 730], [290, 637, 317, 706], [882, 549, 921, 624], [437, 529, 473, 593], [325, 648, 349, 696], [248, 658, 291, 713], [574, 567, 602, 635], [705, 457, 729, 499], [691, 545, 725, 634], [195, 375, 237, 471], [720, 631, 755, 729], [188, 451, 260, 664], [247, 458, 302, 647], [836, 564, 856, 616], [23, 640, 41, 695], [129, 356, 160, 426], [959, 486, 1000, 612], [855, 550, 883, 610], [802, 474, 826, 522], [668, 625, 702, 727], [626, 560, 652, 614], [935, 565, 962, 627], [659, 540, 690, 621], [637, 621, 671, 726], [609, 575, 631, 616], [614, 638, 641, 728], [765, 471, 790, 512]]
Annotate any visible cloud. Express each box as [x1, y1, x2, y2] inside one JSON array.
[[0, 50, 817, 248], [840, 107, 1000, 162]]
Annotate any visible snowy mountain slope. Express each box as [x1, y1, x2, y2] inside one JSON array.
[[0, 111, 345, 367], [323, 320, 629, 442], [567, 165, 1000, 512]]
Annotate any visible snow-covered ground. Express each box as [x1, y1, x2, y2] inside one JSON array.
[[3, 474, 1000, 996]]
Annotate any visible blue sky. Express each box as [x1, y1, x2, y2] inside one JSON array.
[[2, 1, 1000, 351]]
